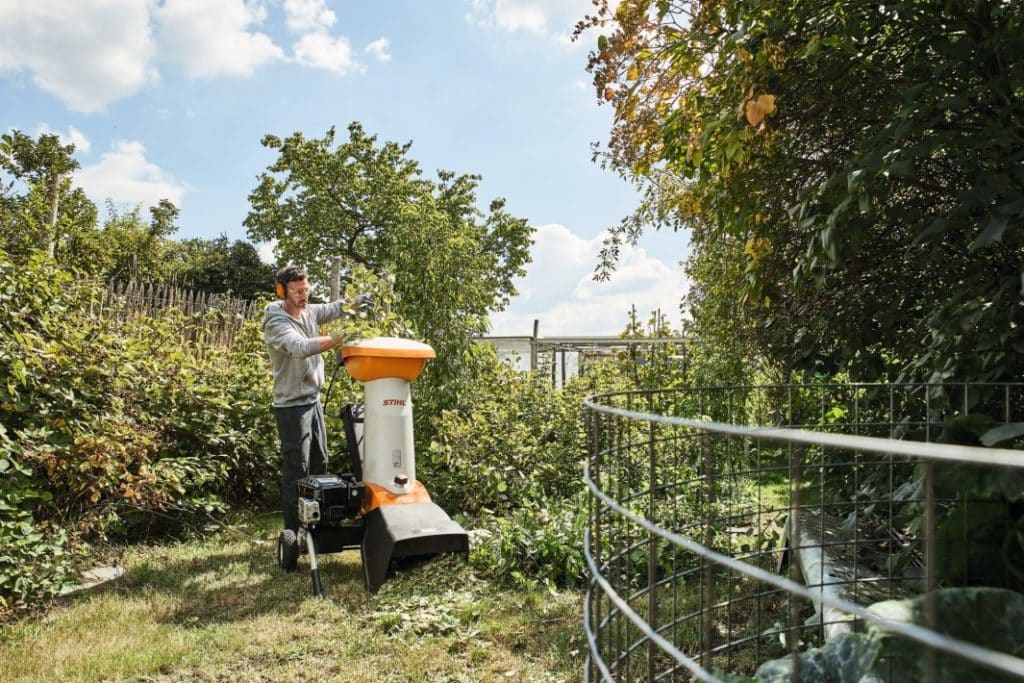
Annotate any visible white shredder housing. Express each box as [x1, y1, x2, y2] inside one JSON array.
[[340, 336, 435, 495], [363, 377, 415, 493]]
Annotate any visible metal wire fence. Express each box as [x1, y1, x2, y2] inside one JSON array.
[[584, 383, 1024, 682]]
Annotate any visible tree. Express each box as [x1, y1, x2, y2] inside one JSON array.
[[90, 200, 181, 283], [173, 234, 275, 299], [581, 0, 1024, 382], [245, 123, 533, 393], [0, 130, 94, 261]]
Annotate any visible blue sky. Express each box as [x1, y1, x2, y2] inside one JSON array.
[[0, 0, 689, 336]]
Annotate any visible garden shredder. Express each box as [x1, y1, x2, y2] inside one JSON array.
[[275, 336, 469, 595]]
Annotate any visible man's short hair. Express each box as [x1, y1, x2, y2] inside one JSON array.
[[276, 265, 307, 289]]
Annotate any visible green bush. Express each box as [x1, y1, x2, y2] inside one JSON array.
[[0, 423, 72, 610], [0, 251, 279, 612], [468, 493, 589, 589], [422, 347, 638, 586], [424, 348, 630, 515]]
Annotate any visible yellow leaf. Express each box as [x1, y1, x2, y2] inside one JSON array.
[[626, 64, 639, 81], [744, 237, 772, 261], [604, 87, 615, 102], [744, 99, 765, 127], [743, 93, 777, 128]]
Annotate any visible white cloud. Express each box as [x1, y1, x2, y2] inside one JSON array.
[[0, 0, 156, 113], [293, 31, 362, 74], [34, 124, 92, 154], [284, 1, 363, 74], [466, 0, 602, 44], [66, 126, 92, 154], [0, 1, 368, 111], [496, 2, 548, 34], [157, 0, 284, 79], [364, 37, 392, 63], [489, 223, 688, 336], [282, 0, 336, 32], [75, 140, 187, 210]]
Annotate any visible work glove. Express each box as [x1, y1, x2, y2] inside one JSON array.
[[353, 293, 374, 310]]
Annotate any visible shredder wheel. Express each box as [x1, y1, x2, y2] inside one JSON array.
[[277, 529, 299, 572]]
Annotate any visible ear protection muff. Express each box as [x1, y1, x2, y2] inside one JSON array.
[[276, 282, 286, 299]]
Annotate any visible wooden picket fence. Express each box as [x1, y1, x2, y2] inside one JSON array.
[[95, 280, 260, 348]]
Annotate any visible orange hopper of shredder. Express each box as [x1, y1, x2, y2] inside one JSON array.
[[340, 337, 436, 383]]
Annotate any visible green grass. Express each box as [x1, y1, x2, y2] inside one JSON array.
[[0, 514, 584, 682]]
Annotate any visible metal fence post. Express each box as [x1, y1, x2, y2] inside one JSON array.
[[702, 427, 715, 670], [648, 407, 658, 680]]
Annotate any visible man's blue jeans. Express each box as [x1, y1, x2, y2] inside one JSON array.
[[274, 401, 329, 531]]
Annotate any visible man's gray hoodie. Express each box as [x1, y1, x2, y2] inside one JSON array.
[[262, 299, 346, 407]]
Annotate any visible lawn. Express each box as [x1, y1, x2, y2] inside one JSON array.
[[0, 514, 584, 682]]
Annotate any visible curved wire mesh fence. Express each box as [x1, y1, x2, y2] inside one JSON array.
[[583, 383, 1024, 682]]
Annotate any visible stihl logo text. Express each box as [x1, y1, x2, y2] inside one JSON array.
[[382, 399, 407, 407]]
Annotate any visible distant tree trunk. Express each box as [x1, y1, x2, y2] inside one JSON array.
[[330, 256, 341, 301], [46, 173, 60, 259]]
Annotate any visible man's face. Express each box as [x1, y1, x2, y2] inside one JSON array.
[[285, 279, 310, 308]]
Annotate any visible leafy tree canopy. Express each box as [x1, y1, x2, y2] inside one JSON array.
[[174, 234, 275, 299], [74, 200, 181, 283], [0, 129, 78, 184], [245, 122, 534, 388], [1, 130, 273, 298], [582, 0, 1024, 383], [0, 130, 94, 261]]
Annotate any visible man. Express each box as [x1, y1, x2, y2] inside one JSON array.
[[263, 265, 370, 532]]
